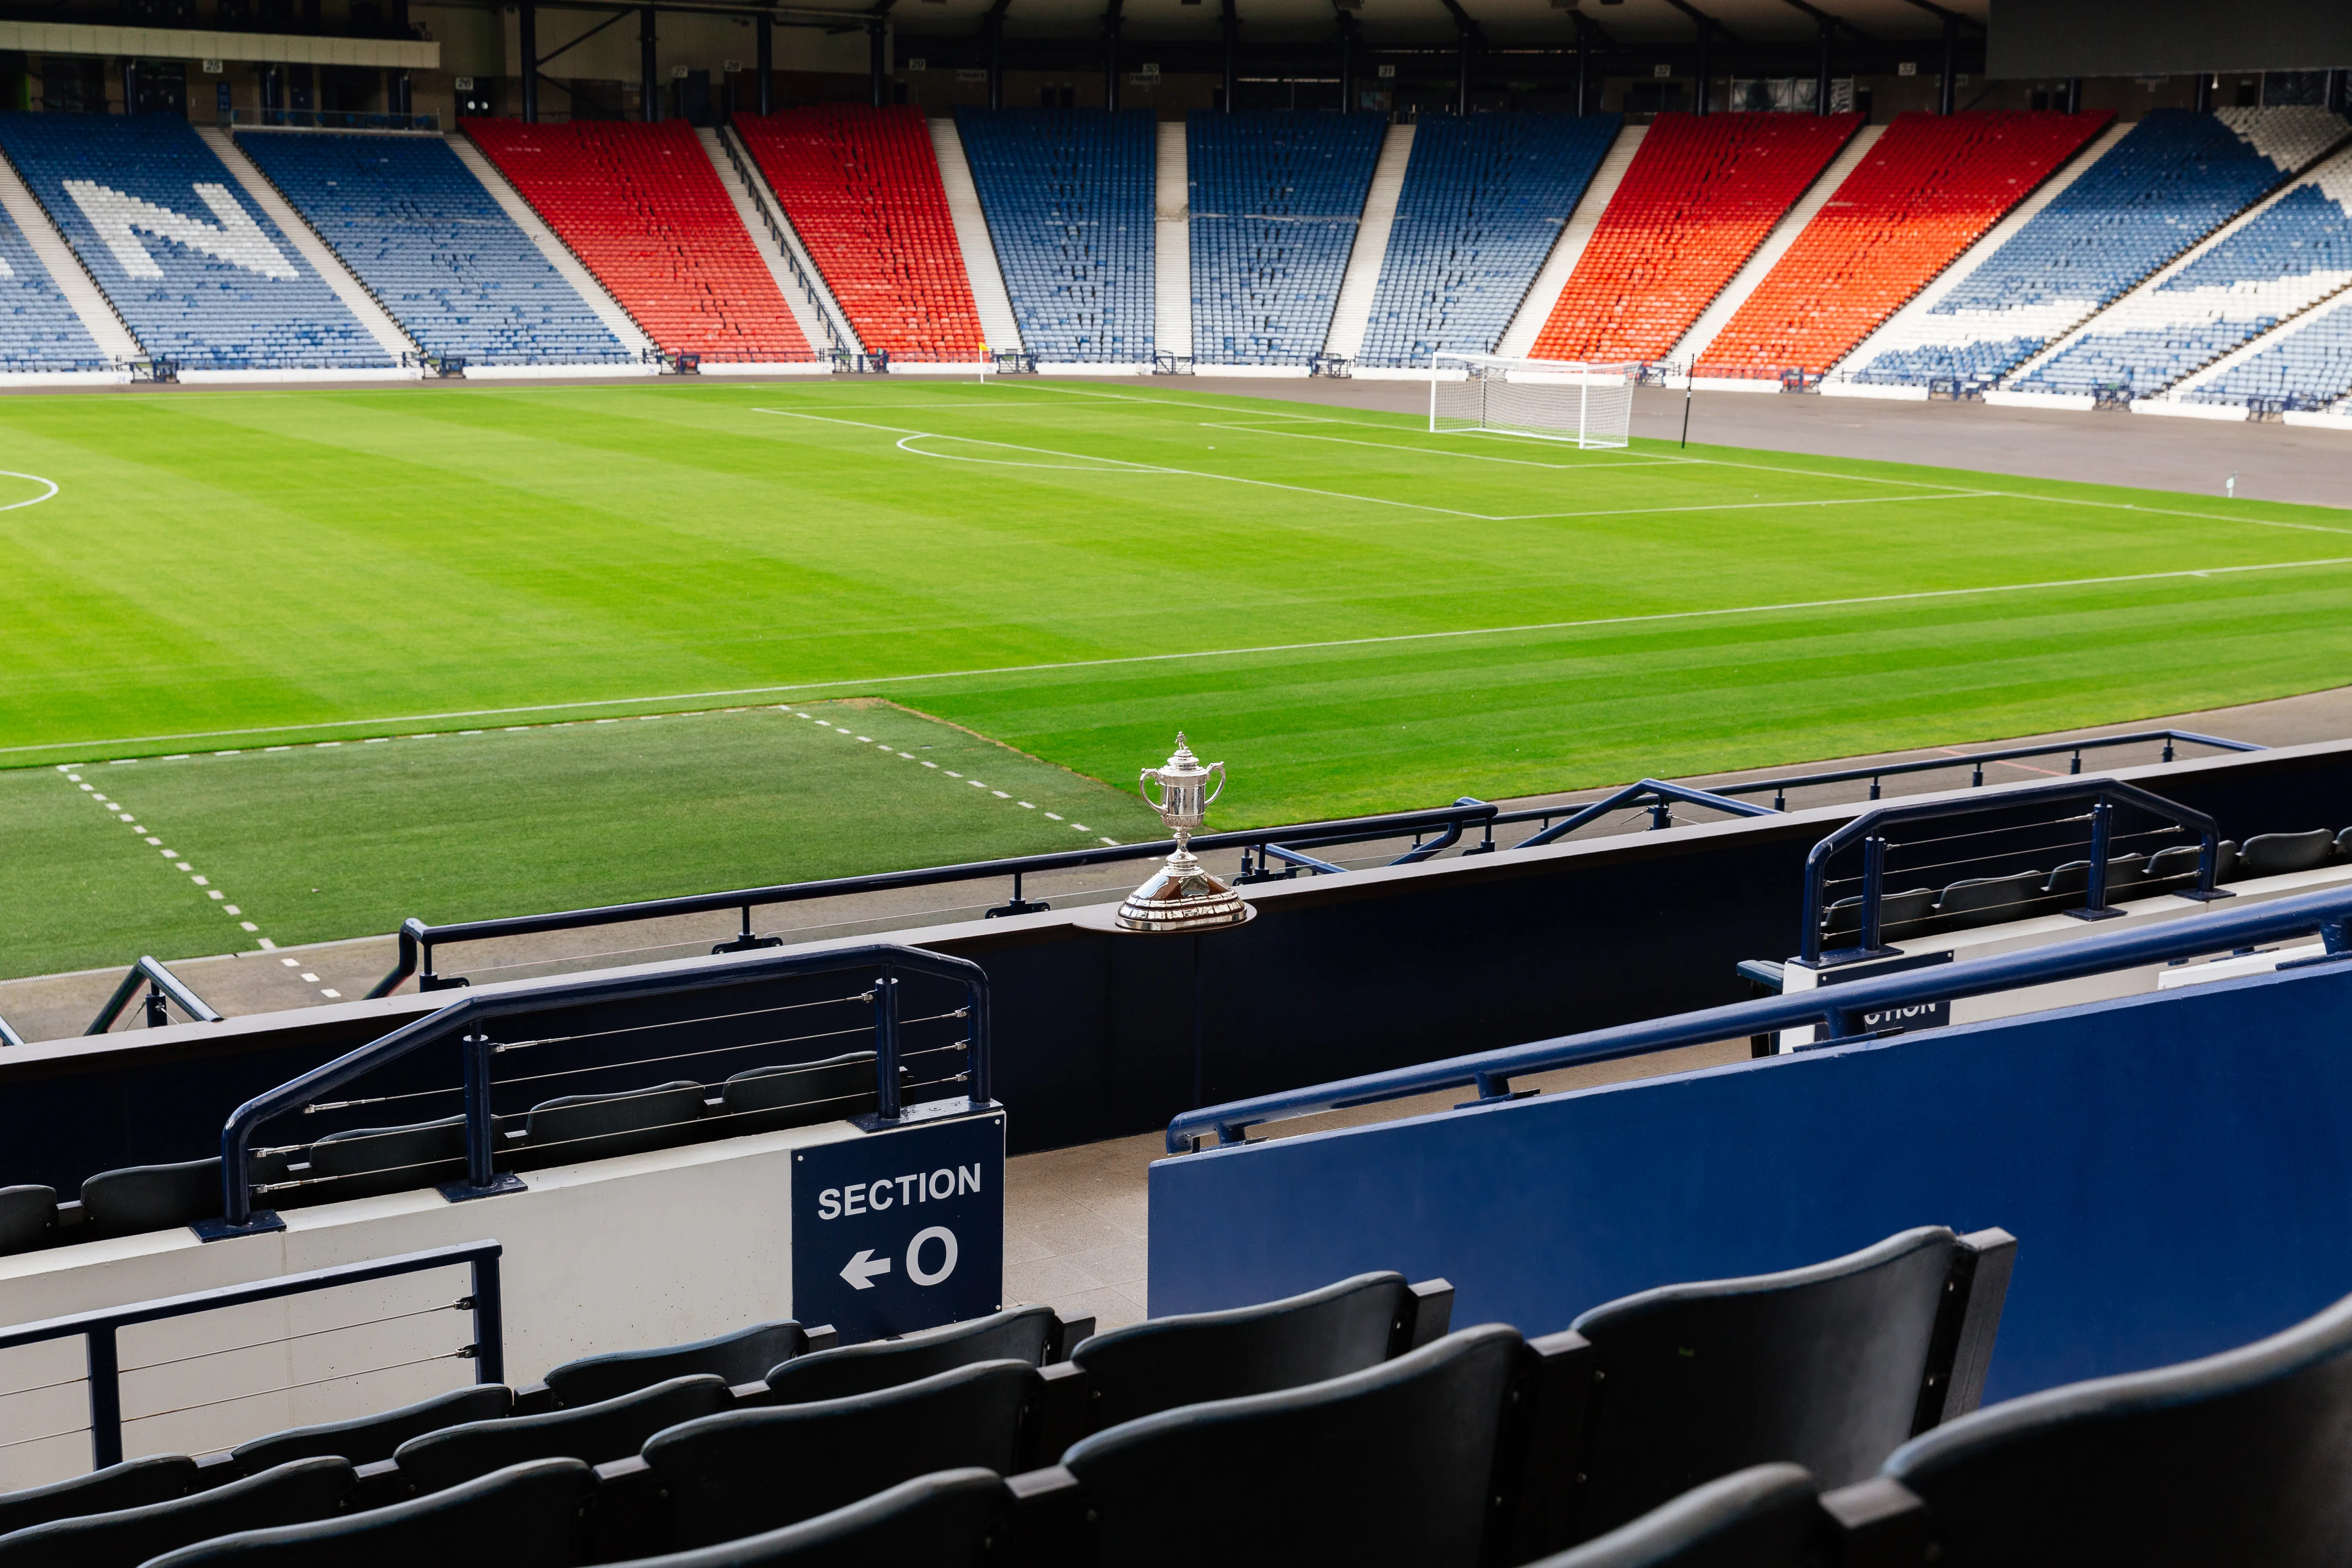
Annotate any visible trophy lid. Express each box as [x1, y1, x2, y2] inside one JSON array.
[[1154, 732, 1211, 782]]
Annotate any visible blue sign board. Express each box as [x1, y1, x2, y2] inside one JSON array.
[[791, 1108, 1005, 1344]]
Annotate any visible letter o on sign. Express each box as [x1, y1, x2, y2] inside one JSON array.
[[907, 1226, 959, 1287]]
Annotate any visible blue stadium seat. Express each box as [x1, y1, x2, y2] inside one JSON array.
[[1357, 114, 1619, 368], [955, 109, 1153, 363], [231, 130, 628, 366], [229, 1384, 514, 1472], [142, 1457, 595, 1568], [543, 1319, 811, 1408], [0, 205, 104, 370], [0, 1458, 200, 1539], [0, 1457, 354, 1568], [0, 114, 392, 370], [1187, 111, 1385, 365]]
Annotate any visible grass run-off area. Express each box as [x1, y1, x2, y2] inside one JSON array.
[[5, 377, 2351, 973]]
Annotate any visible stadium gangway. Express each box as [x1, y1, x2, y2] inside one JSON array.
[[1702, 728, 2258, 811], [224, 943, 989, 1234], [0, 1240, 503, 1469], [1164, 882, 2352, 1153], [86, 956, 222, 1036], [715, 125, 854, 359]]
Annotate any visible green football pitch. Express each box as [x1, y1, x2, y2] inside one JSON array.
[[6, 377, 2351, 980]]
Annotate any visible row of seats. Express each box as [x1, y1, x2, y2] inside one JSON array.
[[1357, 114, 1620, 369], [1822, 825, 2347, 943], [231, 130, 628, 366], [0, 200, 104, 369], [1187, 111, 1385, 365], [1531, 112, 1862, 364], [2188, 282, 2352, 407], [955, 108, 1153, 363], [461, 119, 811, 363], [737, 107, 984, 362], [0, 1223, 2015, 1564], [1853, 108, 2346, 387], [1704, 111, 2111, 376], [0, 113, 390, 370]]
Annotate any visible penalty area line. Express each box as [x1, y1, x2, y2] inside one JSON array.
[[11, 553, 2351, 762]]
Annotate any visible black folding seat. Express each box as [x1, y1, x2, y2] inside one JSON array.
[[79, 1159, 225, 1239], [2237, 829, 2336, 878], [0, 1457, 354, 1568], [1030, 1325, 1545, 1567], [546, 1321, 810, 1409], [1933, 873, 2046, 930], [1069, 1271, 1451, 1432], [1822, 889, 1935, 944], [1850, 1287, 2352, 1566], [1527, 1463, 1822, 1568], [232, 1383, 513, 1471], [593, 1469, 1007, 1568], [305, 1115, 469, 1201], [1560, 1225, 2013, 1542], [2040, 855, 2149, 906], [2143, 844, 2208, 889], [523, 1081, 707, 1164], [720, 1052, 878, 1134], [394, 1375, 730, 1494], [144, 1457, 596, 1568], [0, 1186, 55, 1256], [644, 1361, 1041, 1548], [0, 1456, 198, 1537], [2337, 826, 2352, 860], [762, 1306, 1060, 1403], [2214, 839, 2244, 882]]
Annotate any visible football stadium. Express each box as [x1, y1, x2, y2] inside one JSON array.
[[5, 0, 2352, 1559]]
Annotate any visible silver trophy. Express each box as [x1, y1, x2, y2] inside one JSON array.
[[1114, 733, 1254, 934]]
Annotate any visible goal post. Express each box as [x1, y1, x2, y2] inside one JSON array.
[[1429, 354, 1639, 449]]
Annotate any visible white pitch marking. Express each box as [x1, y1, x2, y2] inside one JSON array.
[[0, 471, 59, 511], [992, 791, 1010, 798], [207, 889, 223, 900], [321, 989, 341, 999], [300, 972, 320, 983], [1045, 812, 1063, 820], [282, 958, 298, 967], [1018, 801, 1035, 809], [258, 937, 276, 949]]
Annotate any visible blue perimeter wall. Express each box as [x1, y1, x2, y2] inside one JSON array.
[[1148, 960, 2352, 1404]]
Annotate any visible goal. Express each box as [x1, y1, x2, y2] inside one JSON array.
[[1430, 354, 1639, 449]]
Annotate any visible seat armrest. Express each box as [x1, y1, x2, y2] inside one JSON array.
[[1005, 1466, 1092, 1568], [1048, 1312, 1096, 1363], [584, 1454, 670, 1563], [1033, 1359, 1093, 1462], [1818, 1476, 1931, 1568], [510, 1380, 557, 1416]]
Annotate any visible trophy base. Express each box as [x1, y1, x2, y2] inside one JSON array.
[[1113, 855, 1256, 935]]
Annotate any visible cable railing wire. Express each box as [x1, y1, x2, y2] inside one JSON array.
[[123, 1351, 471, 1425], [118, 1301, 470, 1375]]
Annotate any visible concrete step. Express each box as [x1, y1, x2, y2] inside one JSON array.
[[697, 126, 836, 359], [1156, 120, 1190, 361], [1323, 123, 1414, 359], [929, 118, 1023, 355], [445, 129, 657, 361], [1497, 123, 1644, 360], [0, 144, 141, 361]]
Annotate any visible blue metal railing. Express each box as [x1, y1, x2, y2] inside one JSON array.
[[0, 1241, 502, 1470], [1510, 779, 1777, 848], [1712, 729, 2259, 811], [0, 1012, 22, 1049], [1164, 884, 2352, 1152], [220, 944, 990, 1237], [87, 957, 221, 1036], [1797, 777, 2227, 966]]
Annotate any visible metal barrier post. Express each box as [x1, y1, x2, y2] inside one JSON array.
[[871, 967, 902, 1122], [444, 1033, 523, 1203], [468, 1252, 505, 1384], [2079, 799, 2118, 920], [1860, 835, 1888, 953], [86, 1327, 122, 1469]]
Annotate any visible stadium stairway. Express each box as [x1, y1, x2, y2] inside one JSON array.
[[713, 125, 862, 357], [928, 119, 1023, 357], [693, 128, 842, 367], [0, 149, 133, 370], [1154, 122, 1190, 362], [441, 133, 654, 364], [1320, 123, 1412, 363], [1497, 124, 1642, 359]]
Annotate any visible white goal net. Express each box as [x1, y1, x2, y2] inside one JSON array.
[[1430, 355, 1639, 448]]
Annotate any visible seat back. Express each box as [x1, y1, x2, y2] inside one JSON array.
[[142, 1457, 596, 1568], [79, 1159, 223, 1239], [1527, 1464, 1821, 1568], [1564, 1226, 2010, 1539], [2144, 844, 2206, 887], [647, 1361, 1041, 1548], [231, 1383, 513, 1472], [306, 1115, 468, 1201], [1878, 1289, 2352, 1566], [0, 1457, 354, 1568], [394, 1375, 730, 1494], [762, 1306, 1058, 1404], [0, 1186, 56, 1257], [1821, 890, 1933, 942], [0, 1457, 198, 1539], [720, 1053, 879, 1135], [523, 1081, 706, 1165], [1934, 873, 2044, 930], [2239, 829, 2336, 878], [548, 1320, 809, 1409], [592, 1469, 1007, 1568], [1071, 1271, 1423, 1431], [1059, 1324, 1528, 1568]]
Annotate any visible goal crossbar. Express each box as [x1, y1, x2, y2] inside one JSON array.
[[1429, 354, 1639, 449]]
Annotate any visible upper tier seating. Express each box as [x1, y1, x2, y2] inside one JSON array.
[[2187, 283, 2352, 408], [953, 107, 1152, 363], [1854, 108, 2345, 387], [735, 107, 983, 362], [1187, 111, 1384, 365], [1530, 112, 1861, 364], [1358, 113, 1620, 368], [461, 119, 808, 363], [231, 130, 628, 366], [0, 114, 390, 370], [1704, 111, 2111, 377], [2018, 147, 2352, 397], [0, 204, 103, 370]]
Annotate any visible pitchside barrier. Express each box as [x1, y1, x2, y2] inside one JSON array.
[[1430, 355, 1638, 449]]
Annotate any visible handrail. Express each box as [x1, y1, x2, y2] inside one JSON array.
[[1711, 730, 2260, 810], [0, 1240, 503, 1470], [717, 124, 854, 356], [223, 944, 989, 1235], [0, 1011, 22, 1049], [367, 803, 1499, 996], [1798, 777, 2227, 965], [1510, 778, 1777, 849], [87, 956, 221, 1036], [1165, 884, 2352, 1152]]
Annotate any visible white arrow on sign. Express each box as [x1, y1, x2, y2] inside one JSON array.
[[840, 1249, 892, 1291]]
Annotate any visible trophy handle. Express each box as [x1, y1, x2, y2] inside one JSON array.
[[1203, 761, 1226, 806], [1138, 766, 1165, 812]]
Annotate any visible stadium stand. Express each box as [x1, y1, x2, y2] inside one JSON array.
[[1530, 112, 1861, 365], [1356, 113, 1620, 369], [1703, 111, 2111, 378], [2187, 287, 2352, 408], [1852, 108, 2347, 387], [2018, 144, 2352, 398], [230, 131, 630, 368], [460, 119, 809, 363], [735, 107, 984, 363], [0, 204, 104, 370], [1187, 111, 1385, 365], [0, 114, 391, 371], [952, 108, 1153, 364]]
